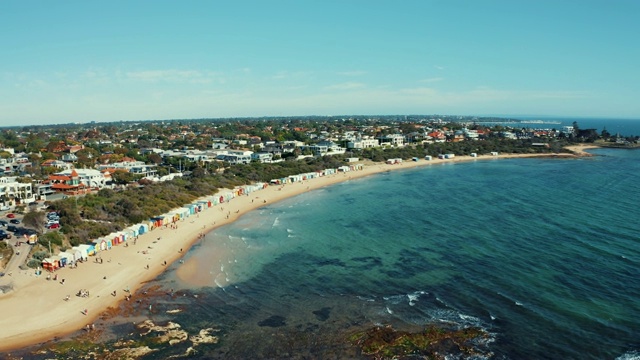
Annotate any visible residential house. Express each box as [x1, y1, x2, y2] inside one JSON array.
[[0, 176, 34, 206]]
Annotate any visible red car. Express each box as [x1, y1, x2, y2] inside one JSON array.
[[6, 213, 15, 218], [46, 223, 60, 229]]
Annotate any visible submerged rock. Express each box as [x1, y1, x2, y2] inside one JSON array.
[[137, 320, 189, 345], [189, 328, 220, 345], [258, 315, 287, 327], [350, 324, 492, 359]]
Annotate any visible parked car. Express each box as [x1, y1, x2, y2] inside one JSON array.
[[6, 213, 15, 218], [0, 205, 10, 211], [7, 225, 18, 232], [9, 219, 20, 224], [0, 220, 6, 226], [13, 227, 29, 236], [0, 230, 11, 239], [46, 223, 60, 230]]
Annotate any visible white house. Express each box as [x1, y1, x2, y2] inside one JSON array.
[[347, 137, 379, 149], [0, 176, 35, 206]]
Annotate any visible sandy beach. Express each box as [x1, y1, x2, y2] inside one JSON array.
[[0, 150, 589, 352]]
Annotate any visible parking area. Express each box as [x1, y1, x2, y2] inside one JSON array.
[[0, 211, 46, 238]]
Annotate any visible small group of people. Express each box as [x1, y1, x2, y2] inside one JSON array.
[[76, 289, 90, 298]]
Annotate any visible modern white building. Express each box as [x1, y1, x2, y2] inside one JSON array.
[[379, 134, 405, 147], [0, 176, 35, 206], [251, 152, 274, 163], [347, 137, 379, 149]]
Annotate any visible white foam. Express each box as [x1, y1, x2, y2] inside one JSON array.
[[616, 350, 640, 360], [407, 290, 427, 306], [407, 294, 419, 306], [386, 306, 393, 314]]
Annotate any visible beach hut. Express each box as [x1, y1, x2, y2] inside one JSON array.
[[490, 151, 499, 156], [150, 216, 164, 228], [74, 245, 89, 259], [93, 237, 111, 251], [66, 247, 82, 264], [178, 207, 190, 219], [111, 232, 125, 246], [58, 251, 73, 264], [425, 155, 432, 160], [167, 211, 180, 223], [58, 251, 73, 267], [51, 255, 62, 268], [198, 200, 209, 210], [209, 196, 220, 206], [470, 153, 477, 157], [138, 223, 150, 234], [91, 239, 102, 254], [124, 226, 138, 238], [42, 258, 59, 272]]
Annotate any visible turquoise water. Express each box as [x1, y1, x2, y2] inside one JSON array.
[[143, 147, 638, 359], [518, 116, 640, 136], [16, 148, 640, 359]]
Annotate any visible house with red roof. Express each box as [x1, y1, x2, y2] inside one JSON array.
[[46, 169, 88, 195]]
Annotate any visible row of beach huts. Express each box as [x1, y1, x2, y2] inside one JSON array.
[[40, 165, 365, 272]]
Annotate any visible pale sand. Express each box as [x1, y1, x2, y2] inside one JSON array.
[[0, 151, 588, 352], [564, 143, 601, 156]]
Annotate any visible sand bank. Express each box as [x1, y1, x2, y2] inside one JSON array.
[[564, 143, 601, 156], [0, 150, 590, 352]]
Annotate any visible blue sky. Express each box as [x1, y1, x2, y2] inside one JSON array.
[[1, 0, 639, 125]]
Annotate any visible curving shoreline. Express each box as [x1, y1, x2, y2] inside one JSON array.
[[0, 150, 591, 353]]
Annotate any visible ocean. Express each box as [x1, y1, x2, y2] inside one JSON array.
[[14, 147, 640, 359], [515, 116, 640, 137]]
